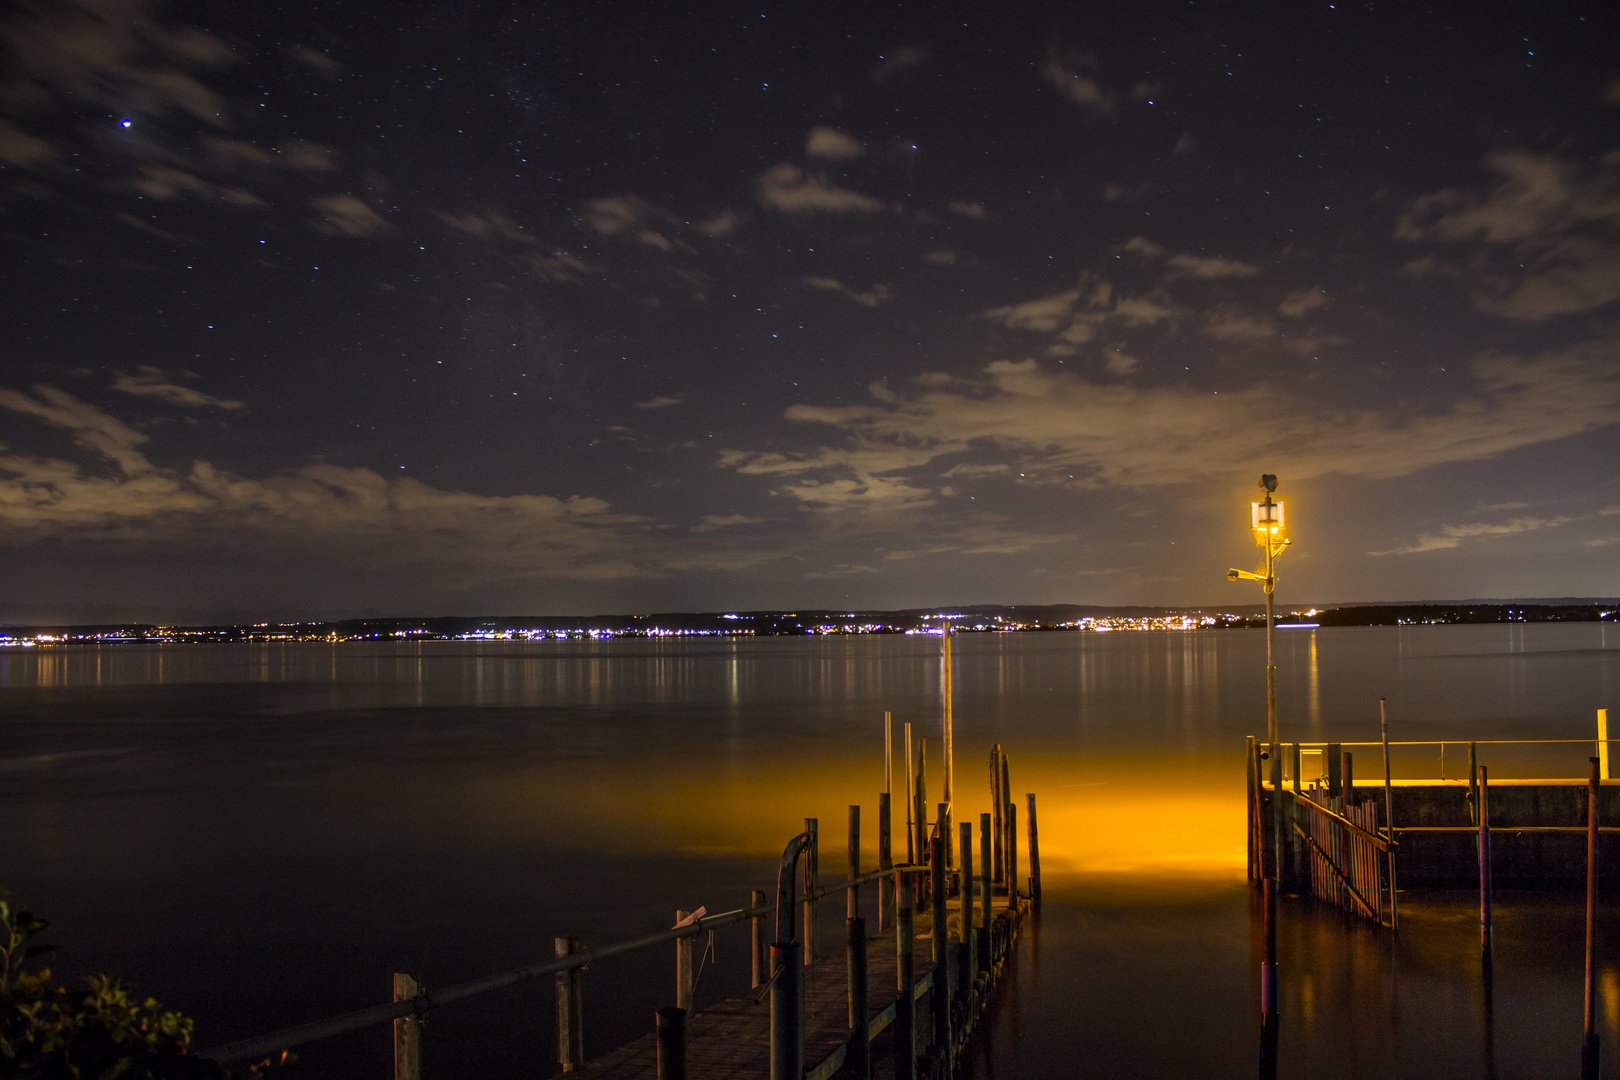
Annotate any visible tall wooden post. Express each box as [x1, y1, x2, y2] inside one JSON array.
[[1006, 800, 1019, 909], [1583, 756, 1601, 1080], [915, 740, 928, 874], [847, 916, 870, 1080], [804, 818, 819, 967], [990, 745, 1004, 884], [904, 723, 915, 864], [878, 793, 893, 931], [930, 824, 952, 1073], [1478, 766, 1492, 967], [895, 869, 916, 1080], [751, 890, 768, 989], [770, 942, 803, 1080], [942, 632, 955, 869], [1000, 754, 1012, 887], [392, 973, 421, 1080], [656, 1007, 687, 1080], [1381, 699, 1399, 933], [848, 805, 861, 919], [960, 820, 977, 983], [977, 813, 992, 972], [676, 911, 696, 1013], [555, 936, 584, 1072], [1026, 793, 1042, 908]]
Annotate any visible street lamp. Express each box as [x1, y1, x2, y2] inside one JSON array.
[[1227, 472, 1291, 1058]]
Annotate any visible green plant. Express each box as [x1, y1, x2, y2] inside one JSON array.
[[1, 890, 226, 1079]]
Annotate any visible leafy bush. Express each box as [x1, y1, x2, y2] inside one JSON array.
[[1, 891, 226, 1079]]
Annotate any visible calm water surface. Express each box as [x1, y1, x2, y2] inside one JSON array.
[[2, 625, 1616, 1077]]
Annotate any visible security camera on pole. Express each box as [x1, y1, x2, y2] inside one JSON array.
[[1227, 474, 1290, 1065]]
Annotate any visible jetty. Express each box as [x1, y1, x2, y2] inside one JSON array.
[[200, 747, 1039, 1080]]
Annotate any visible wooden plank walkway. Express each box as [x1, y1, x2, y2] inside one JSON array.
[[571, 922, 936, 1080]]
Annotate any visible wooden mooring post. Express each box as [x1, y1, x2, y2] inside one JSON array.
[[1026, 792, 1041, 908], [878, 793, 893, 931], [846, 916, 870, 1080], [977, 814, 992, 972], [960, 820, 977, 990], [930, 824, 952, 1077], [895, 868, 916, 1080], [990, 745, 1003, 885], [556, 935, 584, 1072], [392, 972, 421, 1080], [1583, 756, 1601, 1080], [1006, 798, 1019, 910], [1478, 765, 1492, 967], [848, 805, 861, 919], [804, 818, 818, 967]]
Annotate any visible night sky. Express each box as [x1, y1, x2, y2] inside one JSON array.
[[2, 0, 1617, 622]]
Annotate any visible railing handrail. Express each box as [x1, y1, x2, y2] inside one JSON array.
[[1290, 739, 1605, 747], [201, 861, 927, 1064]]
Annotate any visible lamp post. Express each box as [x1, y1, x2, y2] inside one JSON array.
[[1227, 474, 1290, 1054]]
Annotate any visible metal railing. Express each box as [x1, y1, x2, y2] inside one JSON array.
[[202, 860, 925, 1065]]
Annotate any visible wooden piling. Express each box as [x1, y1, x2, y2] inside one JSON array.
[[895, 869, 916, 1080], [1000, 754, 1012, 886], [804, 818, 818, 967], [846, 917, 870, 1080], [1583, 756, 1601, 1080], [960, 820, 977, 983], [929, 826, 951, 1072], [878, 793, 893, 932], [751, 890, 768, 989], [1478, 766, 1492, 967], [1026, 792, 1042, 908], [916, 739, 929, 873], [656, 1007, 686, 1080], [849, 805, 861, 919], [977, 814, 992, 973], [904, 723, 915, 864], [556, 935, 584, 1072], [392, 972, 421, 1080], [990, 745, 1004, 885], [1380, 699, 1398, 933], [769, 942, 803, 1080], [942, 632, 955, 869], [1006, 800, 1019, 910]]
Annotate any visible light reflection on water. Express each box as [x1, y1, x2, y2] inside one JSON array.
[[1, 624, 1615, 1077]]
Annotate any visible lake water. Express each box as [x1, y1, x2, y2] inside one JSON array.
[[2, 624, 1616, 1077]]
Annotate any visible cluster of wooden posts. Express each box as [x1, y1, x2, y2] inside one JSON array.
[[202, 746, 1042, 1080]]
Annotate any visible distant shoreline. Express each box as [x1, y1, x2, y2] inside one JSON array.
[[2, 602, 1614, 645]]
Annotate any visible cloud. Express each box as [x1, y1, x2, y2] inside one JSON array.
[[1204, 312, 1279, 341], [1397, 150, 1620, 319], [130, 165, 264, 207], [923, 250, 957, 265], [286, 45, 340, 78], [801, 276, 891, 308], [757, 164, 886, 214], [873, 45, 928, 82], [983, 280, 1178, 352], [0, 388, 647, 580], [806, 126, 864, 161], [690, 513, 763, 533], [948, 200, 987, 219], [112, 367, 244, 410], [721, 337, 1620, 504], [695, 210, 743, 237], [1040, 48, 1114, 115], [804, 563, 877, 579], [0, 119, 55, 169], [634, 395, 685, 409], [1278, 288, 1327, 317], [309, 193, 391, 238], [1117, 236, 1166, 258], [1165, 253, 1261, 279], [1369, 515, 1572, 556]]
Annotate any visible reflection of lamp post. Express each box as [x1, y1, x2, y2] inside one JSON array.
[[1227, 473, 1291, 1055]]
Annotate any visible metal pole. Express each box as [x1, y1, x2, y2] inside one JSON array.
[[1583, 756, 1601, 1080], [1262, 533, 1279, 1028], [1600, 710, 1611, 781], [1479, 765, 1492, 968], [770, 942, 803, 1080], [1381, 698, 1398, 933], [656, 1007, 687, 1080], [751, 890, 768, 989]]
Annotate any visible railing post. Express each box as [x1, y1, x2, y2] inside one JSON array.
[[770, 942, 803, 1080], [392, 973, 421, 1080], [675, 911, 695, 1013], [849, 805, 861, 919], [977, 814, 992, 972], [1478, 766, 1492, 967], [878, 792, 893, 931], [847, 916, 870, 1080], [1583, 756, 1601, 1080], [895, 869, 916, 1080], [656, 1007, 686, 1080], [930, 824, 952, 1075], [1026, 792, 1042, 909], [804, 818, 818, 967], [555, 936, 584, 1072], [751, 890, 768, 989]]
